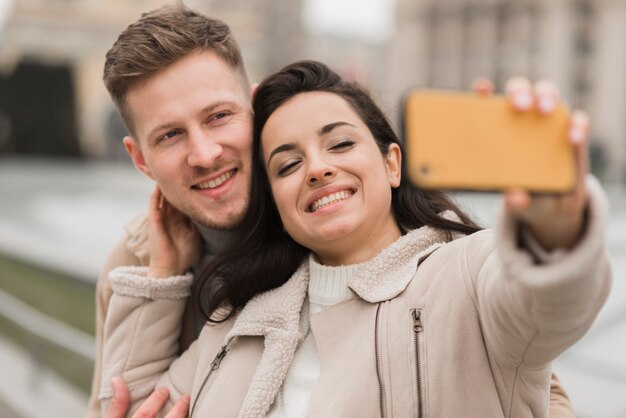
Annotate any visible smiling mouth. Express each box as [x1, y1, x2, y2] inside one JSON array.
[[193, 170, 235, 190], [308, 190, 354, 213]]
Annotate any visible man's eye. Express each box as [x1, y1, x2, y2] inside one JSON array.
[[210, 112, 231, 124], [330, 140, 355, 150], [158, 130, 180, 142]]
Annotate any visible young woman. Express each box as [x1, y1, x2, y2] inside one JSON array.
[[100, 61, 610, 417]]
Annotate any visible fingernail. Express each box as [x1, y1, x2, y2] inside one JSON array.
[[182, 395, 191, 405], [514, 91, 533, 110], [569, 126, 586, 144], [537, 95, 555, 113]]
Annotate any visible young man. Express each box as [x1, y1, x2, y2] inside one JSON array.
[[87, 4, 252, 417], [89, 4, 575, 418]]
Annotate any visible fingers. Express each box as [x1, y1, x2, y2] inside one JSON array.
[[505, 77, 561, 115], [472, 77, 494, 96], [165, 395, 191, 418], [504, 189, 532, 219], [569, 110, 590, 189], [149, 186, 163, 219], [131, 387, 170, 418], [505, 77, 533, 111], [534, 80, 559, 114], [569, 110, 589, 146], [106, 377, 130, 418], [107, 379, 189, 418], [149, 186, 168, 236]]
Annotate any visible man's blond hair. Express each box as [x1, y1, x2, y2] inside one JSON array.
[[103, 2, 247, 134]]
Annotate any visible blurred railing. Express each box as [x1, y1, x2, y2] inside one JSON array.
[[0, 289, 95, 361]]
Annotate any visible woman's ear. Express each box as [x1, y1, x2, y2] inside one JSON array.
[[385, 143, 402, 188]]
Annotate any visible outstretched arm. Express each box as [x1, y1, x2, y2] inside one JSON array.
[[466, 77, 611, 366]]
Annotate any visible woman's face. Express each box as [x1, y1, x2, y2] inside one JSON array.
[[261, 91, 402, 265]]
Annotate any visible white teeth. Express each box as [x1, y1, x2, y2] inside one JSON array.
[[196, 171, 233, 189], [311, 191, 351, 212]]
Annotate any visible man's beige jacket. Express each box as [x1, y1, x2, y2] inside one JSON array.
[[86, 215, 198, 418], [96, 178, 610, 418]]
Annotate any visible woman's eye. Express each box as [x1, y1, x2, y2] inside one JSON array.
[[278, 160, 300, 176], [330, 140, 355, 150]]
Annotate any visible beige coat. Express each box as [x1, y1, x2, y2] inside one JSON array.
[[97, 178, 610, 418], [86, 215, 198, 418]]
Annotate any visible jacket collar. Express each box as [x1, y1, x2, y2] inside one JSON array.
[[345, 222, 454, 302], [228, 212, 460, 341], [225, 263, 310, 418], [225, 214, 460, 417]]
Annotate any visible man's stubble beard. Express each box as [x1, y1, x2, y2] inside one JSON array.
[[176, 178, 251, 231], [182, 163, 250, 230]]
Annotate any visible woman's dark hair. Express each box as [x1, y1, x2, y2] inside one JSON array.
[[194, 60, 481, 322]]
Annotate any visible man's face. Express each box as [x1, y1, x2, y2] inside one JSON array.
[[123, 50, 252, 229]]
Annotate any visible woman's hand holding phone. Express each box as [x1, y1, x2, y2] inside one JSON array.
[[498, 77, 590, 252], [147, 186, 202, 278]]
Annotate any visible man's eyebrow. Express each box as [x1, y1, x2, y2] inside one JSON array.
[[146, 122, 177, 143], [267, 143, 297, 165], [145, 101, 238, 141], [317, 121, 356, 136]]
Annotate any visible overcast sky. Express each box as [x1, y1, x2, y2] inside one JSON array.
[[302, 0, 396, 44]]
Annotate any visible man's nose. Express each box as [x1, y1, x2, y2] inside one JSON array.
[[186, 128, 224, 168]]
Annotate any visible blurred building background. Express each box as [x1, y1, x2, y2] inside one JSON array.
[[0, 0, 625, 181], [0, 0, 625, 417]]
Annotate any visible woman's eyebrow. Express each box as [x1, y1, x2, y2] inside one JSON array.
[[267, 143, 297, 165], [317, 121, 356, 136]]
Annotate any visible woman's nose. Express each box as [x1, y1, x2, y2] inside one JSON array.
[[307, 164, 336, 185]]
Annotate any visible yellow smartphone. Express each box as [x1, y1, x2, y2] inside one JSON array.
[[402, 89, 576, 193]]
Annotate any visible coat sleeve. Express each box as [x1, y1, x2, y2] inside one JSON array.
[[469, 176, 611, 368], [98, 266, 197, 416], [85, 231, 145, 418]]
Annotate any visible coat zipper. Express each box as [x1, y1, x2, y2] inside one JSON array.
[[411, 308, 424, 418], [375, 303, 387, 418], [189, 343, 230, 418]]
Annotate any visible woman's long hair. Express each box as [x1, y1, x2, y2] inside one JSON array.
[[194, 60, 481, 322]]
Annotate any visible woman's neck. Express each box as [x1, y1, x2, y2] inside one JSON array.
[[314, 219, 402, 266]]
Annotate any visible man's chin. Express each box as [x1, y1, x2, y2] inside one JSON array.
[[192, 208, 247, 231], [168, 192, 248, 230]]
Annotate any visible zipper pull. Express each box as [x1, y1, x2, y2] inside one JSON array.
[[412, 308, 423, 333], [210, 344, 230, 370]]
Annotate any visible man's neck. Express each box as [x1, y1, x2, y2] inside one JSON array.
[[195, 223, 236, 255]]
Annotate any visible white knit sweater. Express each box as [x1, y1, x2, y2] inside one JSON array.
[[266, 255, 357, 418]]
